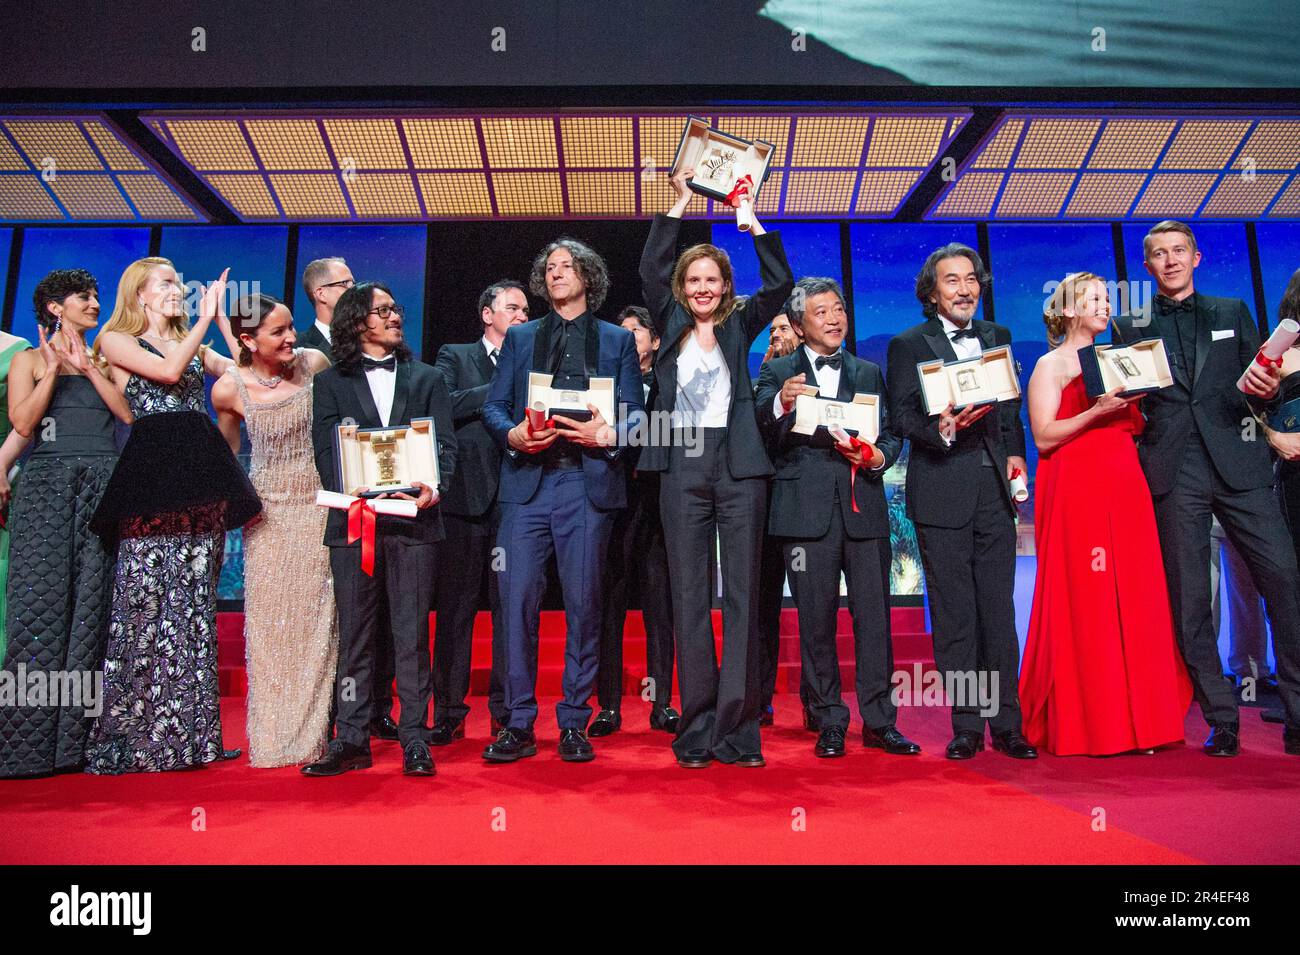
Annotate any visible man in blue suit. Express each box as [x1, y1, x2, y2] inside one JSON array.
[[481, 237, 644, 763]]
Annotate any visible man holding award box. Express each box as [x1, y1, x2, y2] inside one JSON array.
[[756, 277, 917, 760], [1113, 220, 1300, 757], [481, 237, 644, 764], [306, 282, 458, 778]]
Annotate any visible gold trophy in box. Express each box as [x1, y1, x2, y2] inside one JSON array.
[[334, 417, 440, 498], [670, 116, 775, 233]]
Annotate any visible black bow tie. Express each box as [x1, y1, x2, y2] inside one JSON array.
[[362, 354, 397, 371], [949, 326, 979, 341], [1155, 295, 1195, 315], [814, 352, 842, 370]]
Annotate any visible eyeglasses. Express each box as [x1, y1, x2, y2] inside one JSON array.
[[319, 279, 356, 291], [367, 303, 405, 320]]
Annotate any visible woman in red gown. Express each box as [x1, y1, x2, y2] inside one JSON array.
[[1021, 272, 1192, 756]]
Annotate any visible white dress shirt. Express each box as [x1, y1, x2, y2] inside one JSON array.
[[315, 319, 332, 344], [364, 356, 397, 426], [940, 314, 981, 360], [774, 345, 843, 418]]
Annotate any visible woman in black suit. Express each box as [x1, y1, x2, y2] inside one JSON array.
[[638, 165, 793, 768]]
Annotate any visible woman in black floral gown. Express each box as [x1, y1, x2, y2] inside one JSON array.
[[85, 258, 260, 774]]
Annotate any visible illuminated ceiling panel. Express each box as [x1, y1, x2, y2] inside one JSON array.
[[145, 108, 969, 221], [0, 115, 206, 223], [927, 112, 1300, 220]]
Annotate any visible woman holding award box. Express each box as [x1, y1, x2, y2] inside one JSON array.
[[1019, 272, 1192, 756], [638, 164, 792, 769]]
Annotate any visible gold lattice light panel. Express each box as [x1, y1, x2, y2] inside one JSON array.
[[0, 115, 205, 222], [145, 109, 970, 221], [929, 112, 1300, 220]]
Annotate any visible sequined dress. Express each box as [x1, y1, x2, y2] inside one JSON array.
[[85, 341, 260, 774], [230, 353, 337, 767]]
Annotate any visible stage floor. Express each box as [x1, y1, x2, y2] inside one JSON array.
[[2, 694, 1297, 865]]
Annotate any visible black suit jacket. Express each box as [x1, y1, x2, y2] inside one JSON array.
[[637, 213, 794, 478], [1112, 293, 1274, 496], [433, 341, 500, 518], [886, 317, 1026, 529], [298, 322, 333, 362], [756, 348, 902, 540], [311, 358, 458, 546]]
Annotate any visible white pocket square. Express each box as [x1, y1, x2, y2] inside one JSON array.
[[1211, 329, 1235, 341]]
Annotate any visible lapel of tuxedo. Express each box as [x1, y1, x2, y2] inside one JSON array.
[[471, 342, 495, 385], [835, 352, 855, 402], [1150, 310, 1191, 390], [531, 312, 557, 372], [975, 320, 997, 354], [1192, 297, 1214, 386], [389, 360, 411, 427], [794, 346, 818, 392], [350, 370, 382, 427], [921, 319, 960, 363]]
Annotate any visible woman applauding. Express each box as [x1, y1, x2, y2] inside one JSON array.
[[84, 259, 260, 775], [1020, 273, 1191, 756], [0, 270, 132, 777], [212, 294, 336, 768]]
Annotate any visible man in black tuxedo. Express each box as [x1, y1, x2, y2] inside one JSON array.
[[886, 244, 1036, 760], [428, 280, 529, 744], [1113, 220, 1300, 756], [304, 282, 457, 777], [299, 256, 401, 742], [757, 278, 919, 758]]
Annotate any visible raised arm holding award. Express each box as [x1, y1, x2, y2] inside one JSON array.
[[670, 116, 775, 232]]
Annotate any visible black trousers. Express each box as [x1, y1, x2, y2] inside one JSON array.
[[371, 594, 396, 722], [330, 539, 436, 750], [597, 476, 676, 711], [660, 429, 765, 762], [914, 465, 1022, 736], [784, 502, 895, 732], [433, 508, 505, 725], [1153, 436, 1300, 728], [756, 517, 790, 711]]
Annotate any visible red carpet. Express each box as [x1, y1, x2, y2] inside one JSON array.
[[4, 694, 1297, 865], [5, 608, 1297, 865]]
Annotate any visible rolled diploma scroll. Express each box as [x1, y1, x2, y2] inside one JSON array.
[[1238, 318, 1300, 393], [1008, 467, 1029, 503], [316, 489, 418, 518], [727, 171, 756, 233]]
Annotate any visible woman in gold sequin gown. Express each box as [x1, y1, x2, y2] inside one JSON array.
[[213, 293, 337, 768]]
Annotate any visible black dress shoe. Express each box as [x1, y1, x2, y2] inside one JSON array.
[[863, 725, 922, 755], [558, 728, 595, 762], [301, 741, 373, 777], [945, 731, 985, 760], [428, 719, 465, 747], [802, 706, 820, 733], [815, 726, 847, 758], [759, 705, 774, 727], [1262, 708, 1285, 724], [676, 748, 712, 768], [1284, 726, 1300, 756], [650, 706, 681, 733], [736, 752, 766, 767], [403, 741, 436, 776], [1204, 722, 1240, 756], [587, 709, 621, 737], [482, 727, 537, 762], [991, 731, 1038, 759], [369, 715, 400, 741]]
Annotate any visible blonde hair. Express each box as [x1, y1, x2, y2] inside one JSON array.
[[93, 257, 190, 363], [1043, 272, 1104, 349]]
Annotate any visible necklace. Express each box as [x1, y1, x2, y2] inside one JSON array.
[[251, 361, 291, 389]]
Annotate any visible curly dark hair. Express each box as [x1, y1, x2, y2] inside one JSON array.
[[331, 281, 413, 374], [529, 237, 610, 312], [33, 268, 98, 332], [915, 243, 990, 320]]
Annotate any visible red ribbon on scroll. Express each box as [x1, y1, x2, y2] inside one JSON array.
[[724, 173, 754, 209], [833, 432, 871, 514], [347, 497, 378, 576], [1257, 351, 1284, 370]]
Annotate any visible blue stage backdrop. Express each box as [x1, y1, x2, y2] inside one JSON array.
[[1257, 222, 1300, 328]]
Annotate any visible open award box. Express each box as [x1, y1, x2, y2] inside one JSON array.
[[670, 116, 775, 232], [792, 389, 880, 443], [334, 418, 439, 498], [1078, 338, 1172, 398], [917, 345, 1021, 415], [526, 372, 615, 428]]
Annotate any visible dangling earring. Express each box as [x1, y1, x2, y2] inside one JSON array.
[[53, 312, 62, 336]]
